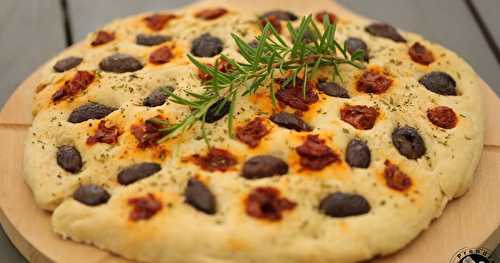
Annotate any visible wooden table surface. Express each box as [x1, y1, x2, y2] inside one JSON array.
[[0, 0, 498, 262]]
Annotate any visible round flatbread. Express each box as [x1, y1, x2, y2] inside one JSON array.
[[24, 4, 484, 263]]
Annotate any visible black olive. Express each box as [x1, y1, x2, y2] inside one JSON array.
[[73, 184, 110, 206], [53, 56, 83, 72], [56, 145, 83, 173], [205, 99, 230, 123], [117, 163, 162, 185], [68, 103, 116, 123], [419, 71, 457, 96], [318, 82, 350, 98], [292, 29, 315, 44], [365, 23, 406, 43], [392, 126, 426, 160], [185, 178, 216, 214], [260, 10, 298, 21], [136, 34, 171, 46], [345, 37, 369, 62], [99, 53, 143, 73], [270, 112, 312, 132], [345, 139, 371, 168], [319, 192, 370, 217], [241, 155, 288, 179], [191, 33, 224, 57], [143, 86, 173, 107], [248, 40, 259, 49]]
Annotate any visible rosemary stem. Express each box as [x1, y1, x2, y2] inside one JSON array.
[[157, 15, 365, 144]]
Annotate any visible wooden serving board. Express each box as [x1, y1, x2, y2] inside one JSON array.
[[0, 0, 499, 262]]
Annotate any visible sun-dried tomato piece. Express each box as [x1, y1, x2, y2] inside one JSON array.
[[356, 69, 392, 94], [296, 135, 339, 170], [216, 58, 233, 73], [340, 105, 379, 130], [86, 120, 121, 145], [198, 65, 213, 81], [197, 58, 233, 81], [195, 8, 228, 20], [131, 120, 166, 149], [91, 30, 115, 46], [276, 79, 319, 111], [427, 106, 457, 129], [408, 42, 435, 65], [383, 161, 412, 191], [149, 46, 174, 64], [315, 11, 336, 24], [236, 117, 270, 148], [190, 148, 237, 172], [260, 15, 282, 33], [52, 71, 95, 102], [128, 193, 162, 221], [143, 14, 176, 31], [246, 187, 296, 221]]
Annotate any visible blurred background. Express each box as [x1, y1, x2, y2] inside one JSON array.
[[0, 0, 498, 261]]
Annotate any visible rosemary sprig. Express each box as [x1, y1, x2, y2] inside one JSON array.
[[156, 14, 366, 145]]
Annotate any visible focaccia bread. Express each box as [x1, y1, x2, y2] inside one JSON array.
[[24, 4, 484, 263]]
